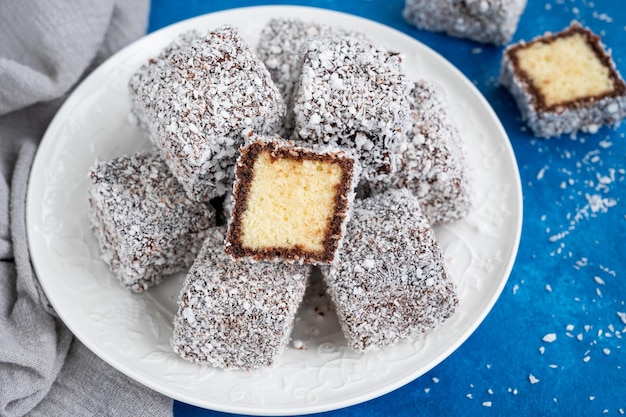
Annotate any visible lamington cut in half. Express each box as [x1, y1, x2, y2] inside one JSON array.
[[87, 151, 216, 292], [500, 22, 626, 137], [292, 36, 412, 185], [320, 188, 458, 352], [403, 0, 526, 45], [129, 25, 286, 201], [364, 80, 473, 224], [173, 227, 309, 369], [225, 133, 359, 265]]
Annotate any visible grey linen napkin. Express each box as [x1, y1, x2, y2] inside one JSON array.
[[0, 1, 173, 416]]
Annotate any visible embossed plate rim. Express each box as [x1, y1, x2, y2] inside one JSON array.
[[27, 5, 523, 416]]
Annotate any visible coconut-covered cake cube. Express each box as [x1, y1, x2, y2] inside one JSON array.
[[320, 188, 458, 351], [129, 30, 203, 134], [128, 25, 286, 201], [365, 80, 473, 224], [292, 36, 412, 185], [403, 0, 527, 45], [257, 18, 365, 105], [87, 151, 216, 292], [224, 133, 359, 265], [173, 227, 309, 369], [500, 22, 626, 137]]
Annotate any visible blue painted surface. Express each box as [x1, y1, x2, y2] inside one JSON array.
[[148, 1, 626, 415]]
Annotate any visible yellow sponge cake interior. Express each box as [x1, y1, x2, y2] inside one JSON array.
[[509, 24, 623, 111], [514, 32, 613, 107], [225, 137, 356, 264], [241, 150, 342, 253]]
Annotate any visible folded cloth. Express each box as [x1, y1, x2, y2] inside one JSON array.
[[0, 1, 173, 416]]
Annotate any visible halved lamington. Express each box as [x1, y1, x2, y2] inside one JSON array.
[[225, 133, 359, 264], [500, 22, 626, 137], [403, 0, 526, 45], [129, 25, 286, 201], [365, 80, 473, 224], [292, 36, 412, 185], [320, 188, 458, 352], [87, 151, 215, 292], [173, 227, 309, 369]]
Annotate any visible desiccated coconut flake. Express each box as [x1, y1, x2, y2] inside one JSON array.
[[542, 333, 557, 343]]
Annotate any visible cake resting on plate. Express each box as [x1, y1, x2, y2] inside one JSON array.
[[173, 227, 309, 369], [87, 151, 215, 292], [320, 188, 458, 351]]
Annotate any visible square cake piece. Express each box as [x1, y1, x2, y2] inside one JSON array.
[[292, 36, 412, 185], [129, 25, 286, 201], [173, 227, 309, 369], [403, 0, 526, 45], [364, 80, 473, 224], [500, 22, 626, 137], [257, 18, 364, 104], [129, 30, 202, 134], [87, 151, 216, 292], [224, 133, 359, 265], [320, 188, 458, 352]]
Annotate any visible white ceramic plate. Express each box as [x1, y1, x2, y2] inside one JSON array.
[[27, 5, 522, 416]]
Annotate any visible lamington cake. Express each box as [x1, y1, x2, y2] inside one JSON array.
[[128, 25, 286, 201], [403, 0, 526, 45], [225, 133, 359, 264], [173, 227, 309, 369], [500, 22, 626, 137], [320, 188, 458, 352], [292, 36, 412, 185], [364, 80, 473, 224], [129, 30, 202, 133], [257, 18, 365, 105], [87, 151, 216, 292]]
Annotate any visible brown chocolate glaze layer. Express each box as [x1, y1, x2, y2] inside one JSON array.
[[506, 23, 626, 113], [225, 137, 356, 265]]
